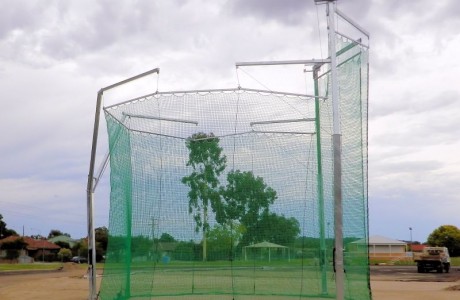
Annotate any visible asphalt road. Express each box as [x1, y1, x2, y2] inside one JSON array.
[[370, 265, 460, 282]]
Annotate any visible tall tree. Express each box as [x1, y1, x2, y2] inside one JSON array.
[[182, 132, 227, 261], [427, 225, 460, 256], [220, 170, 277, 244]]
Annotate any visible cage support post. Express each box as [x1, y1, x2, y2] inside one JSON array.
[[327, 1, 345, 300], [86, 90, 103, 300], [313, 64, 328, 295], [87, 68, 160, 300]]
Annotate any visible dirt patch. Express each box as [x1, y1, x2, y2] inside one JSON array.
[[445, 284, 460, 291], [0, 265, 459, 300], [61, 262, 87, 271], [371, 266, 460, 300]]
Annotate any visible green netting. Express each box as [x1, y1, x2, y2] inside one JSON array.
[[99, 37, 369, 300]]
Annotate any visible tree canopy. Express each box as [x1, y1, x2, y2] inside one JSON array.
[[95, 226, 108, 251], [48, 229, 71, 239], [220, 170, 281, 245], [247, 212, 300, 246], [0, 214, 17, 239], [158, 232, 176, 243], [427, 225, 460, 256], [220, 170, 277, 225]]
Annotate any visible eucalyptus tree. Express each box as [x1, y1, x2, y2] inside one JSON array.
[[182, 132, 227, 261]]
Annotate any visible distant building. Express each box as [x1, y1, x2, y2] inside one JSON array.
[[0, 235, 61, 263], [409, 244, 426, 252], [351, 235, 407, 258]]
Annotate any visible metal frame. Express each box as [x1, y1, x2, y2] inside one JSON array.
[[236, 59, 330, 67], [104, 87, 320, 110], [122, 113, 199, 125], [86, 67, 160, 300], [313, 63, 328, 295], [235, 2, 368, 299], [335, 7, 370, 38], [250, 118, 315, 126], [326, 2, 345, 300], [87, 1, 369, 299]]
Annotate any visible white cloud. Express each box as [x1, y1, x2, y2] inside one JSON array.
[[0, 0, 459, 242]]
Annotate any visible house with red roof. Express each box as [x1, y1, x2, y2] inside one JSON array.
[[0, 235, 60, 263], [409, 244, 426, 252]]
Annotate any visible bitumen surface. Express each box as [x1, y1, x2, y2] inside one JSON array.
[[370, 265, 460, 282]]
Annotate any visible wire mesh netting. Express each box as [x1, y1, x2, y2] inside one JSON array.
[[98, 37, 369, 300]]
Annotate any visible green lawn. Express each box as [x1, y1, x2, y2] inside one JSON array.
[[2, 257, 457, 273], [98, 259, 371, 299], [0, 262, 63, 272], [450, 257, 460, 266]]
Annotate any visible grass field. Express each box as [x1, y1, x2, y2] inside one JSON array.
[[0, 262, 64, 272], [97, 259, 371, 299], [1, 256, 457, 271], [451, 257, 460, 265]]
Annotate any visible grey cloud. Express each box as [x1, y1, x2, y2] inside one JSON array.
[[0, 1, 169, 64], [371, 91, 459, 118], [40, 1, 162, 60], [1, 0, 459, 241], [336, 0, 372, 20], [442, 0, 460, 19], [370, 104, 459, 157], [225, 0, 372, 26], [0, 0, 43, 38], [371, 122, 459, 149], [375, 0, 436, 20], [373, 0, 459, 38], [372, 160, 442, 175], [225, 0, 314, 25]]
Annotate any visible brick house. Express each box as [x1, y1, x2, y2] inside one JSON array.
[[0, 235, 61, 262]]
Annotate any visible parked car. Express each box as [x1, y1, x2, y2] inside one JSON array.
[[70, 256, 88, 263]]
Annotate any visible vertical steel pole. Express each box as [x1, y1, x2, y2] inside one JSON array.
[[87, 90, 103, 300], [314, 64, 328, 295], [86, 68, 159, 300], [327, 1, 344, 300]]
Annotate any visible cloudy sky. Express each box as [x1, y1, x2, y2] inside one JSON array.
[[1, 0, 459, 243]]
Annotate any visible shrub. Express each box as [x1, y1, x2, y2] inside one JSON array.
[[6, 249, 20, 260], [58, 248, 72, 262]]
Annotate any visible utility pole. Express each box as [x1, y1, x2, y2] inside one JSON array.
[[409, 227, 413, 251]]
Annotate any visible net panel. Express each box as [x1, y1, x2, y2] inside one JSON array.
[[98, 38, 369, 300], [316, 36, 370, 300]]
